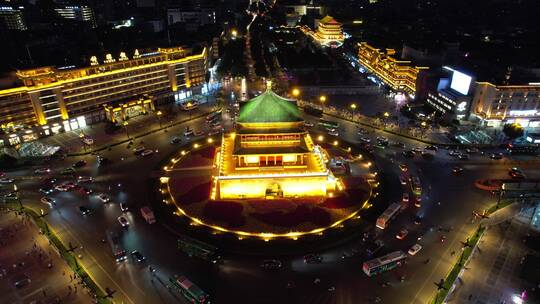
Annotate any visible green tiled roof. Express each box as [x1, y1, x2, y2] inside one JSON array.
[[237, 90, 303, 123]]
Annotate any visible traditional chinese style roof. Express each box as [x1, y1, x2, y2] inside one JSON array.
[[319, 15, 341, 25], [237, 89, 303, 123]]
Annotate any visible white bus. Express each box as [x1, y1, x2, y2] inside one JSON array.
[[376, 203, 402, 229], [363, 251, 407, 277]]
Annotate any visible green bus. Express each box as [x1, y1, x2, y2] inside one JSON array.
[[318, 119, 339, 130], [178, 235, 221, 263], [170, 275, 210, 304]]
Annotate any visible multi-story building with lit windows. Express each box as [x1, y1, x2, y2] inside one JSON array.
[[0, 5, 27, 30], [472, 82, 540, 128], [358, 42, 428, 95], [55, 5, 97, 27], [211, 83, 342, 200], [0, 46, 208, 146]]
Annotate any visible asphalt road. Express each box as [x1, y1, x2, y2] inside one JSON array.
[[3, 93, 540, 304]]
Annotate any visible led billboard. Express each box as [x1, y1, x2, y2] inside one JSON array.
[[450, 70, 472, 95]]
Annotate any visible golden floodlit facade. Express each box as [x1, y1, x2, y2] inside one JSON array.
[[211, 85, 342, 200], [300, 15, 344, 48], [0, 46, 207, 146], [358, 42, 428, 94]]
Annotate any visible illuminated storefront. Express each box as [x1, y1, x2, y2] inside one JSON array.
[[103, 98, 155, 123], [211, 83, 342, 200], [0, 45, 208, 146], [472, 82, 540, 128]]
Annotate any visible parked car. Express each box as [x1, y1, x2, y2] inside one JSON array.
[[509, 167, 525, 179], [120, 202, 128, 212], [72, 160, 87, 168], [141, 149, 154, 156], [452, 166, 463, 174], [133, 146, 146, 155], [490, 153, 503, 160], [170, 137, 182, 144]]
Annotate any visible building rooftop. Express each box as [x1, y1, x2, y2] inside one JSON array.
[[237, 89, 303, 123]]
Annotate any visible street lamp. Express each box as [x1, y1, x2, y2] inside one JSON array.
[[292, 88, 300, 98], [123, 121, 129, 140], [231, 29, 238, 39], [319, 95, 327, 104], [13, 184, 23, 210], [350, 103, 357, 119], [186, 102, 193, 119], [156, 110, 163, 128]]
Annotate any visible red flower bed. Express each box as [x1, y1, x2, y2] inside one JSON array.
[[251, 204, 331, 227], [196, 146, 216, 159], [174, 181, 211, 205], [320, 188, 368, 209], [203, 200, 245, 227]]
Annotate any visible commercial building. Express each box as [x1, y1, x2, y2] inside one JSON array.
[[0, 5, 27, 30], [167, 8, 216, 32], [0, 46, 208, 147], [55, 5, 96, 27], [357, 42, 429, 95], [211, 83, 342, 200], [472, 82, 540, 128], [301, 15, 344, 48], [426, 66, 475, 119]]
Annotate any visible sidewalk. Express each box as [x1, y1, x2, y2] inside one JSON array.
[[39, 102, 217, 156], [448, 217, 529, 304], [0, 209, 94, 303]]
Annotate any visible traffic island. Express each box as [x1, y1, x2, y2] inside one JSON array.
[[158, 140, 375, 241]]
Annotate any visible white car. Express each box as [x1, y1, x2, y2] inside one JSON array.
[[96, 193, 110, 203], [402, 193, 410, 203], [77, 176, 93, 183], [34, 168, 51, 174], [54, 184, 70, 192], [408, 244, 422, 256], [399, 176, 408, 185], [118, 216, 129, 227], [328, 130, 339, 136], [141, 149, 154, 156], [0, 178, 14, 184], [304, 121, 314, 127], [40, 197, 55, 207]]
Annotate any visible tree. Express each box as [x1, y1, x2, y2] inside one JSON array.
[[503, 123, 524, 140]]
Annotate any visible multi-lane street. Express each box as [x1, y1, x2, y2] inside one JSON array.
[[3, 96, 539, 304]]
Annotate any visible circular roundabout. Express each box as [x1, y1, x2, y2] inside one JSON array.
[[157, 139, 377, 241]]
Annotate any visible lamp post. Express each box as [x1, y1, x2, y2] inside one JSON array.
[[13, 184, 23, 210], [292, 88, 300, 98], [123, 121, 129, 140], [383, 112, 389, 128], [350, 103, 357, 120], [186, 102, 193, 119], [156, 110, 163, 128]]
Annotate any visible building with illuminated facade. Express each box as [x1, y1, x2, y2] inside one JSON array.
[[0, 46, 208, 146], [471, 82, 540, 128], [300, 15, 344, 48], [358, 42, 428, 95], [54, 5, 97, 28], [0, 5, 27, 30], [211, 85, 342, 200]]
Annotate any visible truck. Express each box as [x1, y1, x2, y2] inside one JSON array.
[[140, 206, 156, 224]]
